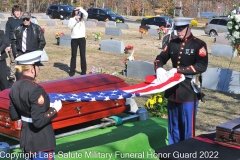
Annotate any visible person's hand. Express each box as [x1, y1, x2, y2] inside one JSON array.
[[167, 68, 177, 78], [75, 16, 80, 21], [50, 102, 54, 108], [6, 47, 11, 52], [156, 68, 168, 83], [76, 7, 83, 10], [53, 100, 62, 112]]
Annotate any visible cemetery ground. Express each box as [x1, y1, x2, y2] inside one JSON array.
[[6, 17, 240, 136]]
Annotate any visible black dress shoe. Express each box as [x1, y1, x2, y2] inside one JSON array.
[[69, 72, 75, 77], [80, 72, 86, 75]]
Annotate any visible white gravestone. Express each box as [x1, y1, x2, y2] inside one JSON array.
[[202, 68, 240, 94], [85, 21, 96, 28], [46, 20, 58, 26], [116, 23, 129, 29], [148, 29, 159, 36], [100, 40, 124, 54], [105, 28, 122, 36], [97, 21, 107, 27], [59, 35, 71, 47], [127, 60, 155, 80]]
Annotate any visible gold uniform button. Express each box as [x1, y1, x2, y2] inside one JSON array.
[[181, 48, 184, 50], [182, 43, 185, 45], [179, 56, 181, 59], [177, 66, 180, 68], [180, 52, 182, 54], [178, 61, 180, 64]]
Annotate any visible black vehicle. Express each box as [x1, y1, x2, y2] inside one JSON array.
[[87, 8, 124, 23], [141, 16, 172, 27], [46, 4, 74, 20]]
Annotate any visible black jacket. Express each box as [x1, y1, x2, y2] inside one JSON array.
[[155, 34, 208, 102], [0, 30, 8, 60], [9, 75, 57, 152], [5, 17, 23, 47], [11, 23, 46, 57]]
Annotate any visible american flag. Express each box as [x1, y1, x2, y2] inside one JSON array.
[[48, 74, 185, 103]]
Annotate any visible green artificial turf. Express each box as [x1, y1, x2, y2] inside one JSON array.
[[4, 117, 168, 160]]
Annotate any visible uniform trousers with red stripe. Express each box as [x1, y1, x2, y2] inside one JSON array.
[[167, 101, 198, 145], [24, 151, 54, 160]]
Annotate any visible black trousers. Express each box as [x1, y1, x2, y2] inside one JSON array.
[[0, 59, 9, 90], [70, 38, 86, 74]]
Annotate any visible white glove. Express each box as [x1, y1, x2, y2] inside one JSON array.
[[50, 102, 54, 108], [167, 68, 177, 78], [52, 100, 62, 112], [156, 68, 168, 83]]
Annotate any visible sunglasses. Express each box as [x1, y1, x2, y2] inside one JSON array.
[[23, 18, 30, 21]]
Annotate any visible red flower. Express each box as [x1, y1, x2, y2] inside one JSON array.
[[41, 28, 45, 33], [124, 45, 134, 50]]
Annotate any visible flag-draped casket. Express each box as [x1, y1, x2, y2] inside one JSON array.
[[0, 73, 130, 139]]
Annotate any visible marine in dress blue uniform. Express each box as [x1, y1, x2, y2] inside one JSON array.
[[154, 18, 208, 145], [9, 51, 62, 160]]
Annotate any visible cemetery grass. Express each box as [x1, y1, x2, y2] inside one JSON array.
[[15, 18, 240, 136]]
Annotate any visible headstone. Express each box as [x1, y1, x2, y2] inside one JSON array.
[[41, 49, 49, 62], [62, 20, 69, 25], [46, 20, 58, 26], [59, 35, 71, 47], [215, 32, 230, 45], [100, 40, 124, 54], [85, 21, 96, 28], [0, 21, 6, 31], [139, 25, 150, 31], [97, 21, 107, 27], [105, 28, 122, 36], [31, 18, 38, 24], [116, 23, 129, 29], [148, 25, 159, 29], [202, 68, 240, 94], [42, 15, 50, 19], [107, 21, 116, 27], [0, 14, 5, 19], [127, 60, 155, 80], [148, 29, 159, 36], [211, 45, 236, 57], [88, 19, 98, 24]]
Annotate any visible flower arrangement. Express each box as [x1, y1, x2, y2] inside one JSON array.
[[190, 19, 198, 27], [55, 32, 64, 39], [139, 28, 147, 39], [89, 66, 119, 75], [116, 19, 122, 23], [157, 26, 168, 36], [92, 32, 101, 41], [124, 45, 134, 54], [139, 28, 147, 34], [145, 92, 168, 117], [41, 28, 45, 33], [226, 4, 240, 55]]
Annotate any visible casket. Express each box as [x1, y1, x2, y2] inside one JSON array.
[[215, 118, 240, 147], [0, 73, 130, 139]]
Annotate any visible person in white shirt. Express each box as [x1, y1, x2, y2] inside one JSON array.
[[68, 7, 88, 76]]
